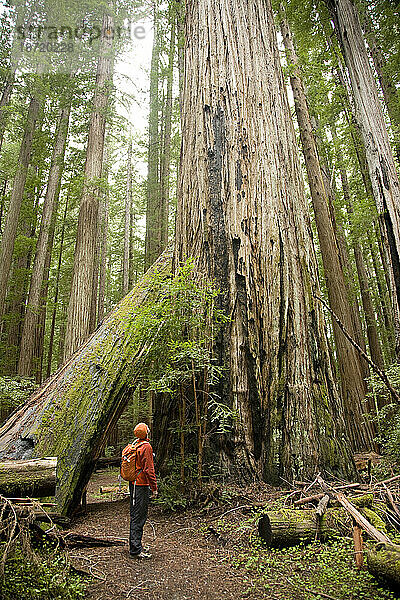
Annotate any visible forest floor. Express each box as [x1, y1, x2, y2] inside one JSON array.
[[66, 469, 399, 600]]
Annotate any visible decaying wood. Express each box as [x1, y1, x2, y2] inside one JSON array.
[[367, 543, 400, 587], [375, 475, 400, 487], [316, 495, 330, 517], [0, 247, 172, 516], [63, 532, 126, 548], [335, 492, 391, 544], [295, 492, 372, 508], [352, 523, 364, 568], [294, 494, 324, 506], [383, 484, 400, 520], [258, 510, 335, 547], [0, 457, 57, 498]]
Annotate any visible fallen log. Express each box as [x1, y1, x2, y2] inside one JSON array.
[[0, 247, 172, 515], [13, 505, 71, 527], [0, 457, 57, 497], [257, 502, 381, 548], [258, 510, 335, 547], [367, 543, 400, 587]]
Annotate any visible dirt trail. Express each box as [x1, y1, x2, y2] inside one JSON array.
[[67, 471, 266, 600]]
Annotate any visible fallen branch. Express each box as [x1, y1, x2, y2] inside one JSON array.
[[314, 294, 400, 403], [63, 532, 126, 548], [374, 474, 400, 487]]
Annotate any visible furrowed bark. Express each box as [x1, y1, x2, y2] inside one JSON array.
[[0, 247, 172, 515], [174, 0, 354, 481]]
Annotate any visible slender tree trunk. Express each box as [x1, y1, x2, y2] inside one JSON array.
[[18, 104, 70, 377], [174, 0, 354, 479], [0, 69, 15, 154], [97, 182, 108, 324], [0, 179, 8, 232], [122, 141, 132, 295], [64, 14, 114, 360], [338, 165, 385, 372], [46, 193, 69, 379], [368, 234, 392, 333], [327, 0, 400, 352], [144, 3, 161, 270], [0, 82, 42, 321], [336, 65, 400, 358], [159, 19, 175, 252], [280, 14, 373, 450]]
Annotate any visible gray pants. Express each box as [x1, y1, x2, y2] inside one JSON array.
[[129, 483, 150, 555]]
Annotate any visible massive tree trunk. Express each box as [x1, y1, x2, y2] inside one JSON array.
[[327, 0, 400, 352], [63, 14, 114, 360], [0, 248, 172, 515], [0, 81, 43, 321], [279, 13, 373, 450], [18, 104, 71, 377], [174, 0, 354, 480]]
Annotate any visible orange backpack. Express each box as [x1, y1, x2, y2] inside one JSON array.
[[120, 440, 146, 482]]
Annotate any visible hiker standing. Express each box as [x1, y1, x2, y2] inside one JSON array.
[[122, 422, 158, 559]]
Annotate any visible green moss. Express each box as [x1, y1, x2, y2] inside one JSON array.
[[362, 507, 388, 534]]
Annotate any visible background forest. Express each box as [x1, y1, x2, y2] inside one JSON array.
[[0, 0, 400, 598]]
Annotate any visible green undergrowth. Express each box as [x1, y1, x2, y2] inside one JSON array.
[[230, 537, 398, 600], [1, 541, 86, 600], [211, 501, 399, 600]]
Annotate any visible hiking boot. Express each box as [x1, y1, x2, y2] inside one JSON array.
[[130, 551, 152, 560]]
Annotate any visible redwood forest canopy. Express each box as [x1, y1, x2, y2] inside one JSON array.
[[0, 0, 399, 515]]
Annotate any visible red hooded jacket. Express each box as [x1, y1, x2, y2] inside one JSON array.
[[135, 440, 157, 492]]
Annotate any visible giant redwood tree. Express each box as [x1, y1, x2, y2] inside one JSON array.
[[174, 0, 354, 479]]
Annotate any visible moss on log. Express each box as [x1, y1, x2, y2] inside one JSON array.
[[258, 510, 336, 547], [258, 503, 384, 548], [0, 248, 172, 515], [367, 543, 400, 587], [0, 457, 57, 497]]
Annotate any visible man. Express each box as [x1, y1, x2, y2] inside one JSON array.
[[129, 422, 158, 559]]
